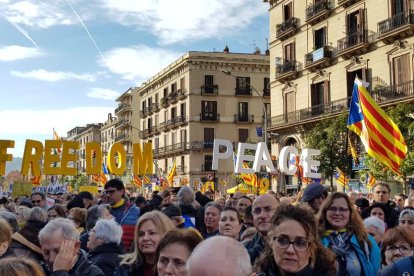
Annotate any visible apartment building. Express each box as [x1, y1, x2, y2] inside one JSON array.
[[66, 124, 102, 173], [264, 0, 414, 190], [138, 51, 270, 191], [114, 87, 140, 183], [100, 113, 117, 159]]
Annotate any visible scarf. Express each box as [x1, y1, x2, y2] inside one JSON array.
[[326, 229, 352, 276], [112, 198, 125, 209]]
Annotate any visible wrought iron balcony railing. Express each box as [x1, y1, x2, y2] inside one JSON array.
[[201, 85, 219, 95], [200, 113, 220, 122], [234, 114, 254, 123], [378, 10, 414, 35]]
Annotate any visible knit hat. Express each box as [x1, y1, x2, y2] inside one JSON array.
[[301, 183, 326, 203], [355, 198, 370, 209], [162, 205, 182, 218]]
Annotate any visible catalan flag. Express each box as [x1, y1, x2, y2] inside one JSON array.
[[365, 172, 376, 189], [347, 77, 407, 174], [167, 159, 177, 185], [334, 167, 349, 188], [143, 175, 151, 184], [133, 175, 142, 188], [233, 152, 258, 187]]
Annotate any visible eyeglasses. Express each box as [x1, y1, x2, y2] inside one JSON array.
[[252, 206, 276, 215], [385, 245, 413, 255], [104, 190, 117, 194], [273, 236, 310, 252], [327, 207, 349, 213], [31, 200, 42, 204]]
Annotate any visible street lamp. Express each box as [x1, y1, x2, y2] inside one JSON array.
[[221, 69, 268, 145]]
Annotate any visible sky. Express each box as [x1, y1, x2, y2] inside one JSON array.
[[0, 0, 269, 158]]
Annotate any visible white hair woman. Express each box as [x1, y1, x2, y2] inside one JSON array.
[[363, 216, 386, 245], [87, 219, 123, 276]]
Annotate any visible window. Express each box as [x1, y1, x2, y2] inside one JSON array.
[[148, 97, 152, 107], [238, 102, 249, 121], [346, 9, 365, 38], [236, 77, 250, 90], [155, 93, 159, 104], [205, 75, 214, 86], [163, 88, 168, 98], [164, 110, 168, 122], [201, 101, 217, 120], [180, 129, 187, 143], [142, 100, 146, 111], [164, 134, 168, 147], [285, 92, 295, 116], [264, 78, 270, 96], [172, 132, 176, 145], [204, 155, 213, 171], [155, 114, 159, 126], [171, 107, 177, 119], [155, 137, 159, 150], [393, 53, 411, 87], [238, 129, 249, 142], [180, 77, 185, 90], [284, 2, 292, 20], [180, 103, 186, 116], [171, 83, 177, 93], [284, 42, 295, 61], [311, 81, 329, 115], [314, 27, 326, 49], [204, 128, 214, 149], [147, 117, 153, 129], [392, 0, 407, 15]]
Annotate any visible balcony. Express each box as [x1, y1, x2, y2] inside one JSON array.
[[168, 91, 179, 104], [150, 126, 160, 135], [234, 114, 254, 123], [305, 46, 333, 71], [151, 103, 160, 113], [235, 87, 253, 96], [305, 0, 332, 25], [377, 10, 414, 43], [336, 30, 375, 59], [371, 80, 414, 104], [115, 118, 131, 129], [201, 85, 219, 95], [337, 0, 361, 7], [276, 17, 299, 40], [153, 142, 190, 158], [139, 109, 147, 118], [177, 89, 188, 100], [270, 97, 349, 128], [139, 129, 151, 139], [115, 133, 130, 142], [200, 113, 220, 122], [115, 103, 131, 114], [191, 141, 214, 151], [161, 97, 169, 108], [275, 59, 302, 82], [146, 106, 153, 115], [263, 88, 270, 97], [173, 115, 188, 127]]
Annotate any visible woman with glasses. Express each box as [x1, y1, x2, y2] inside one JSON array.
[[254, 204, 336, 275], [379, 226, 414, 268], [317, 192, 381, 276]]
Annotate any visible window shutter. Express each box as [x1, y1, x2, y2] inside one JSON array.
[[323, 81, 329, 103]]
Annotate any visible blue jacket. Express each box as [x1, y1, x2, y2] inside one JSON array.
[[378, 256, 414, 276], [110, 202, 140, 252], [321, 234, 380, 276]]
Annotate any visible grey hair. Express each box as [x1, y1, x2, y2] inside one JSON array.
[[363, 216, 386, 235], [39, 218, 79, 244], [85, 204, 111, 231], [0, 211, 19, 233], [407, 192, 414, 206], [400, 209, 414, 221], [93, 219, 123, 245], [205, 201, 223, 213], [28, 207, 48, 223], [187, 236, 252, 275], [177, 186, 195, 206]]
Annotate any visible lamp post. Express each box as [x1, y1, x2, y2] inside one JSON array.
[[221, 69, 268, 145]]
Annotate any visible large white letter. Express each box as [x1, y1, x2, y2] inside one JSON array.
[[253, 142, 275, 172], [212, 139, 233, 170], [236, 143, 257, 174], [278, 146, 298, 175], [302, 149, 321, 178]]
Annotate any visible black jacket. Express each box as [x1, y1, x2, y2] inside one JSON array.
[[243, 232, 265, 265], [43, 250, 104, 276], [88, 243, 123, 276]]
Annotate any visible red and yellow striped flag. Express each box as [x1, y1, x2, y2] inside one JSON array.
[[347, 78, 407, 174], [167, 159, 177, 185], [366, 173, 376, 189], [334, 167, 349, 188], [143, 175, 151, 184], [133, 175, 142, 188]]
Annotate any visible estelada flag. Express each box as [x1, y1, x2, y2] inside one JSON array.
[[347, 77, 407, 174]]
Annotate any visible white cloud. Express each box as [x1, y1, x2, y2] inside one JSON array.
[[2, 0, 77, 28], [0, 45, 43, 61], [87, 87, 120, 100], [99, 44, 181, 82], [0, 106, 116, 157], [10, 69, 101, 82], [100, 0, 265, 44]]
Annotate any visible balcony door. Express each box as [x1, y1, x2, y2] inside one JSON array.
[[393, 53, 411, 93], [238, 102, 249, 122], [201, 101, 217, 120], [204, 128, 214, 149], [311, 81, 329, 115], [391, 0, 408, 15]]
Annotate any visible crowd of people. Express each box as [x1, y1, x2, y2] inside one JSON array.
[[0, 179, 414, 275]]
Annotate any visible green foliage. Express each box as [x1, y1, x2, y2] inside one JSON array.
[[363, 103, 414, 182], [69, 174, 88, 192], [304, 112, 352, 187]]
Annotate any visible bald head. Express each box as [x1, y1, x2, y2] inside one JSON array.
[[187, 236, 252, 276], [252, 194, 279, 235]]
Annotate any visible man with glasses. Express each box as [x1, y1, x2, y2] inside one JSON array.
[[30, 192, 48, 211], [243, 194, 279, 264], [104, 179, 140, 252]]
